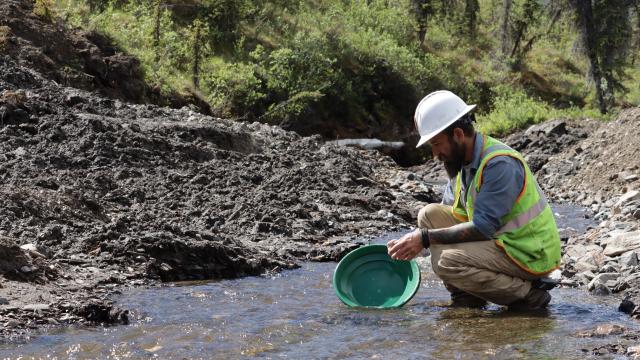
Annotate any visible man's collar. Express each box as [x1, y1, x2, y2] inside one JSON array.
[[466, 132, 484, 171]]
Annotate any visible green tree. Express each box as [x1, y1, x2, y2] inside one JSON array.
[[508, 0, 543, 65], [411, 0, 434, 46], [464, 0, 480, 40], [568, 0, 635, 113]]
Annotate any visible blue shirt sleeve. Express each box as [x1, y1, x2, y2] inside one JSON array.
[[472, 156, 525, 239], [441, 179, 455, 206]]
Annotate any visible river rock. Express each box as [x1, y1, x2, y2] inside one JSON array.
[[573, 270, 596, 286], [564, 244, 604, 259], [564, 244, 605, 272], [628, 345, 640, 356], [619, 299, 635, 314], [595, 324, 625, 336], [619, 251, 639, 267], [4, 319, 19, 328], [603, 231, 640, 256], [0, 236, 31, 274], [591, 283, 612, 296], [613, 190, 640, 214], [573, 260, 598, 273], [20, 243, 46, 259], [588, 273, 619, 291]]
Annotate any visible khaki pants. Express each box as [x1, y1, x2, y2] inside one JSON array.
[[418, 203, 541, 305]]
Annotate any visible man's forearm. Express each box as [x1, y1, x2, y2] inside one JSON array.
[[427, 222, 489, 245]]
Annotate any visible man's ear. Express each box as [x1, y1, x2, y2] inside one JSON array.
[[453, 127, 465, 143]]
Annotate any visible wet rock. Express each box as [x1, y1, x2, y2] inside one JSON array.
[[619, 299, 635, 314], [628, 345, 640, 357], [591, 283, 612, 296], [4, 319, 19, 328], [595, 324, 625, 336], [74, 301, 129, 325], [588, 273, 618, 291]]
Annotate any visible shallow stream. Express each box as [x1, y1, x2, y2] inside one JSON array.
[[2, 205, 638, 359]]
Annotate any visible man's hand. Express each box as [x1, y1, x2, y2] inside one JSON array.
[[387, 229, 423, 261]]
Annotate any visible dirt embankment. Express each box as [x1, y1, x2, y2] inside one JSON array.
[[0, 52, 440, 338]]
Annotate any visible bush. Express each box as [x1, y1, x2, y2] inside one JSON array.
[[201, 58, 266, 117], [478, 88, 607, 136]]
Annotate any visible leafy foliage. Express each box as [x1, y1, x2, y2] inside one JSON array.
[[52, 0, 640, 138]]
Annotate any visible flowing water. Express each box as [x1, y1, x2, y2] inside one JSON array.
[[2, 205, 638, 359]]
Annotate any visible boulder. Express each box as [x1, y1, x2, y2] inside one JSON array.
[[0, 236, 31, 274], [619, 251, 639, 267], [613, 190, 640, 214], [588, 272, 619, 291], [525, 120, 567, 137], [603, 231, 640, 257]]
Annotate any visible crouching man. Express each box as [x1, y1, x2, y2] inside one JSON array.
[[388, 90, 561, 310]]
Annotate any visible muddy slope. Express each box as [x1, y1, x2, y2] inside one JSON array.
[[0, 54, 439, 338], [0, 0, 209, 112]]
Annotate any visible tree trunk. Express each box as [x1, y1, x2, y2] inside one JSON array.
[[464, 0, 480, 40], [571, 0, 607, 114], [440, 0, 454, 17], [192, 22, 201, 89], [412, 0, 433, 46], [501, 0, 512, 55], [634, 2, 640, 65], [153, 1, 161, 63]]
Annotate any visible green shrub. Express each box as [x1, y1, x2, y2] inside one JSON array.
[[478, 89, 608, 136], [34, 0, 56, 22], [201, 58, 266, 117]]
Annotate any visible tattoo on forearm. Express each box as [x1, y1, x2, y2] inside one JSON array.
[[429, 222, 488, 245]]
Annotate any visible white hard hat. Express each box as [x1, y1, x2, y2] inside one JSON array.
[[414, 90, 476, 148]]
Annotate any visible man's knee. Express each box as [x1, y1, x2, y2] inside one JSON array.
[[434, 250, 470, 282], [417, 203, 443, 229]]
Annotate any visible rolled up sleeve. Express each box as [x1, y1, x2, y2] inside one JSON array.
[[472, 156, 525, 239]]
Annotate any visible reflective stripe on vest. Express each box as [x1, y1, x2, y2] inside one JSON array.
[[496, 191, 547, 235]]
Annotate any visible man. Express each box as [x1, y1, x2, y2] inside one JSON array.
[[387, 90, 561, 310]]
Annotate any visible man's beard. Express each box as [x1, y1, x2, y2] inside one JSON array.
[[443, 140, 466, 179]]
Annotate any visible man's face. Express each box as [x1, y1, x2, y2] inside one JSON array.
[[428, 131, 465, 178]]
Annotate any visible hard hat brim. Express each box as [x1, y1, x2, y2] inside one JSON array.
[[415, 104, 476, 148]]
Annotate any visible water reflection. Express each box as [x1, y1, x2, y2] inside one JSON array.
[[0, 261, 637, 359]]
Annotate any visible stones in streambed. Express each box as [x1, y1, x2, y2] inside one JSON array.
[[588, 273, 618, 295], [602, 231, 640, 256], [620, 251, 639, 267], [73, 300, 129, 325], [577, 324, 626, 337]]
